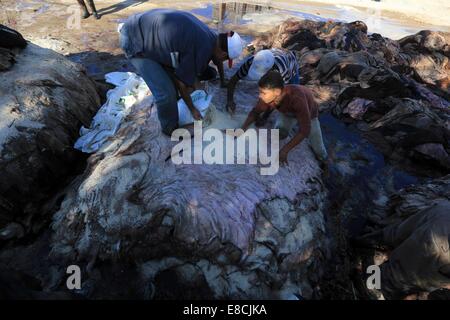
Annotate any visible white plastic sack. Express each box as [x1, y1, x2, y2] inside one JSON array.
[[177, 90, 212, 126], [75, 72, 214, 153], [105, 71, 134, 87], [74, 72, 150, 153]]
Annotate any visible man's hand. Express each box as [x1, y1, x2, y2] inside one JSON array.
[[226, 100, 236, 114], [190, 107, 203, 121], [279, 149, 289, 165]]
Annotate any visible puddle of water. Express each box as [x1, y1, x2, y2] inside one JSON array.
[[67, 51, 134, 80], [191, 2, 275, 25], [320, 111, 424, 237], [190, 4, 214, 20], [35, 3, 50, 14], [188, 1, 449, 39], [191, 2, 326, 26], [14, 0, 36, 11], [320, 112, 420, 190]]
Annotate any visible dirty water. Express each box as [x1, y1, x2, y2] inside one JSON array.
[[4, 0, 448, 79], [186, 1, 450, 39], [319, 112, 424, 231]]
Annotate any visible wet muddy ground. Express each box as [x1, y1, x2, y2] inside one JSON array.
[[2, 0, 450, 80]]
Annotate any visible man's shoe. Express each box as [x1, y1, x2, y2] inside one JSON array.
[[93, 12, 101, 20]]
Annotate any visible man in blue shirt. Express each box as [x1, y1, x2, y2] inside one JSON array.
[[119, 9, 243, 135]]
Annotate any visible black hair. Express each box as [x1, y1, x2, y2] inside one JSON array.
[[258, 70, 284, 89]]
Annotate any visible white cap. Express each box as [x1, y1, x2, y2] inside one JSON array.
[[247, 49, 275, 81], [227, 32, 244, 68]]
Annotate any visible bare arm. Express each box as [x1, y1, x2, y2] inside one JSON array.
[[241, 110, 258, 131], [241, 99, 268, 130], [280, 95, 311, 156], [280, 120, 309, 155], [213, 60, 226, 87], [173, 77, 202, 120], [223, 74, 239, 114], [227, 74, 240, 102]]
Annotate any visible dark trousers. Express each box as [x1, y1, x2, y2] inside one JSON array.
[[130, 57, 179, 136], [76, 0, 97, 13]]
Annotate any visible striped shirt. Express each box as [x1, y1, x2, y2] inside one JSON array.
[[235, 48, 299, 82]]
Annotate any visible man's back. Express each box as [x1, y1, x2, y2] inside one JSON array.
[[137, 9, 214, 53], [123, 9, 217, 85]]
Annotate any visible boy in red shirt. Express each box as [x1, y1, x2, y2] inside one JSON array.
[[241, 70, 328, 164]]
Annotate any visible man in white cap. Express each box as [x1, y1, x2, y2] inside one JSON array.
[[226, 48, 299, 118], [119, 9, 243, 135]]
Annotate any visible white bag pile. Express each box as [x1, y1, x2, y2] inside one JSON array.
[[75, 71, 214, 153], [74, 72, 149, 153], [177, 89, 213, 127]]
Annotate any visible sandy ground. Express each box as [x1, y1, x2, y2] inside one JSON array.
[[2, 0, 449, 81], [2, 0, 449, 59], [1, 0, 449, 124], [1, 0, 449, 85], [2, 1, 448, 119]]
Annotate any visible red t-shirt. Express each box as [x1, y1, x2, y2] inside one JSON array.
[[252, 85, 319, 140]]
